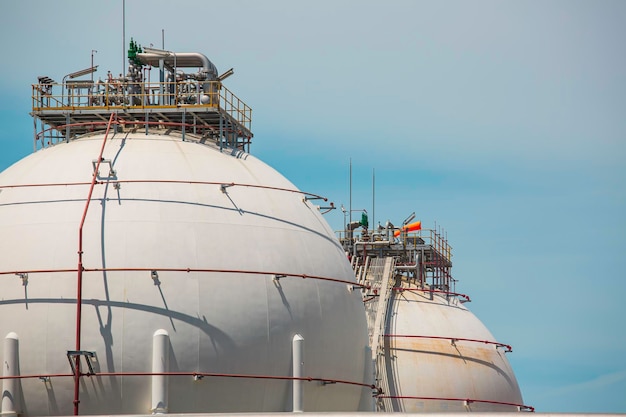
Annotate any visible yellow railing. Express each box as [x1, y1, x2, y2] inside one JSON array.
[[220, 86, 252, 131], [335, 228, 452, 263], [401, 229, 452, 263], [32, 80, 251, 132]]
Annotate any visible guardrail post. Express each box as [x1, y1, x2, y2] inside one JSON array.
[[65, 113, 70, 143], [219, 114, 223, 152], [181, 109, 186, 142]]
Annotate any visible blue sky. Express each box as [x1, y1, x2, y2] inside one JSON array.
[[1, 0, 625, 413]]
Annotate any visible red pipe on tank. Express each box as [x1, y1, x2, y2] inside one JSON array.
[[0, 267, 368, 290], [384, 334, 512, 352], [0, 178, 328, 202], [74, 112, 116, 415]]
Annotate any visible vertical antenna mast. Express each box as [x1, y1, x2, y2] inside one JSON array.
[[372, 168, 375, 229], [122, 0, 126, 77], [349, 158, 352, 228]]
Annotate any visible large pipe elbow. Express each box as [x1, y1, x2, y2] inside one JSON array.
[[137, 51, 218, 79]]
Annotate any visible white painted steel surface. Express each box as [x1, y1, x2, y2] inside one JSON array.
[[43, 414, 615, 417], [292, 334, 304, 412], [0, 132, 370, 415], [1, 332, 19, 416], [382, 287, 523, 412], [151, 329, 170, 414]]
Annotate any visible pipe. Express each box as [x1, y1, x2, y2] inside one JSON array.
[[292, 334, 304, 412], [0, 177, 328, 203], [354, 241, 391, 247], [0, 267, 368, 290], [151, 330, 170, 414], [384, 334, 512, 352], [394, 264, 418, 270], [74, 112, 116, 415], [353, 241, 391, 258], [1, 333, 19, 416], [0, 370, 380, 395], [0, 373, 73, 381], [137, 52, 218, 80]]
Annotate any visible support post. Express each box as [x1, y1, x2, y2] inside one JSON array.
[[33, 117, 37, 151], [292, 334, 304, 412], [65, 113, 71, 143], [181, 109, 186, 142], [1, 333, 20, 416], [219, 114, 223, 152], [151, 329, 170, 414], [159, 58, 164, 105]]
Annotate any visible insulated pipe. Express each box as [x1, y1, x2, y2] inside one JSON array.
[[151, 329, 170, 414], [1, 333, 19, 416], [354, 240, 392, 247], [353, 241, 392, 259], [292, 334, 304, 412], [137, 52, 218, 79]]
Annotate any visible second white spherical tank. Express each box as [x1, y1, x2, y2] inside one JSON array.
[[381, 286, 523, 412]]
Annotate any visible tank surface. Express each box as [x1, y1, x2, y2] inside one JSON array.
[[381, 285, 523, 412], [0, 131, 371, 415]]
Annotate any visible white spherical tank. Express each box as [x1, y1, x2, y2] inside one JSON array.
[[379, 286, 524, 412], [0, 132, 371, 415]]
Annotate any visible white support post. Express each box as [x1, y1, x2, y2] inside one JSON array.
[[292, 334, 304, 413], [1, 332, 20, 416], [151, 329, 170, 414]]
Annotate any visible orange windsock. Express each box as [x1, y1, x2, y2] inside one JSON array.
[[393, 220, 422, 237]]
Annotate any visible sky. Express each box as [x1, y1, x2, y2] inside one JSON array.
[[1, 0, 625, 413]]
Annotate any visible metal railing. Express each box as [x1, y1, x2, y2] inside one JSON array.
[[32, 80, 251, 132], [399, 229, 452, 263]]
